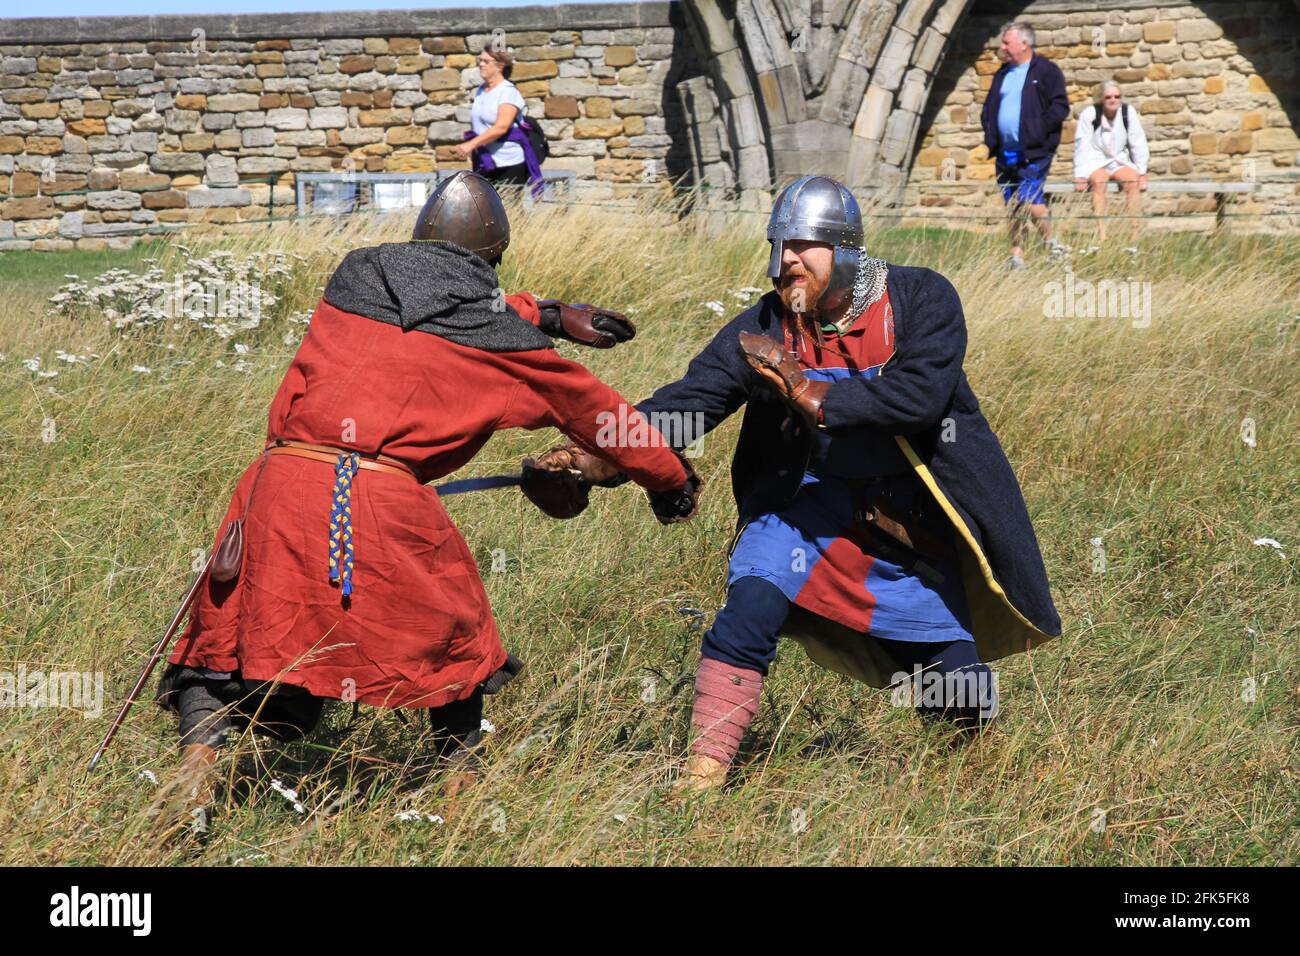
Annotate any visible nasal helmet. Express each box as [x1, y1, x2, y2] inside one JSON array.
[[766, 175, 865, 311], [412, 170, 510, 263]]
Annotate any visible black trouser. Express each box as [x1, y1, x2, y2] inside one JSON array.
[[701, 577, 997, 728], [875, 636, 998, 729], [158, 664, 324, 748], [424, 687, 484, 758], [158, 663, 483, 754], [482, 161, 530, 192]]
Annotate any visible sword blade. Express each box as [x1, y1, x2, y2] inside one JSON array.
[[433, 473, 524, 496]]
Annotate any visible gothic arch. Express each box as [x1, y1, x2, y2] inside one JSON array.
[[680, 0, 979, 200]]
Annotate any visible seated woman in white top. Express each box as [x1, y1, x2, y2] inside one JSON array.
[[456, 46, 531, 189], [1073, 81, 1150, 245]]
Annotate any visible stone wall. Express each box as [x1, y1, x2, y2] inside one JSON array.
[[3, 1, 1299, 249], [0, 4, 702, 251], [902, 0, 1300, 231]]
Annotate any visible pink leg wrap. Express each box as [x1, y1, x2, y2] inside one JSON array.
[[690, 657, 763, 765]]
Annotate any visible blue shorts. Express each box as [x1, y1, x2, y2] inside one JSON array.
[[998, 161, 1047, 206]]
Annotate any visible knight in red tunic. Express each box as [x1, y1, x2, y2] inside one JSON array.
[[156, 173, 698, 820]]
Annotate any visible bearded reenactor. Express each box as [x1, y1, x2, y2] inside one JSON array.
[[534, 175, 1060, 791], [155, 171, 699, 822]]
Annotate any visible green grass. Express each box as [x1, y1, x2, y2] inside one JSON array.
[[0, 241, 169, 297], [0, 201, 1296, 865]]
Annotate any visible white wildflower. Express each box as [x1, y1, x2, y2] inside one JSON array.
[[23, 357, 59, 379], [131, 365, 152, 374], [703, 300, 725, 316], [479, 718, 495, 734], [1252, 538, 1285, 555], [394, 810, 445, 824], [138, 770, 158, 785], [47, 249, 299, 341], [269, 778, 305, 814]]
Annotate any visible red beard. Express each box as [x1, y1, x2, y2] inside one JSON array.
[[774, 268, 830, 318]]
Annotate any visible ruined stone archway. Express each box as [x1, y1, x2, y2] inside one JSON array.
[[678, 0, 1300, 225], [678, 0, 979, 202]]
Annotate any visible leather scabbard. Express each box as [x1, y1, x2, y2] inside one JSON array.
[[857, 499, 955, 564]]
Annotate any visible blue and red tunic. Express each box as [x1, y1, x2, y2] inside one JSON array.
[[726, 291, 975, 643]]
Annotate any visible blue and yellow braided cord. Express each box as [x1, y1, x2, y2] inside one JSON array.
[[328, 452, 360, 597]]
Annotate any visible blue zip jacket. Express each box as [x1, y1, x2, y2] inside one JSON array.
[[981, 54, 1070, 168]]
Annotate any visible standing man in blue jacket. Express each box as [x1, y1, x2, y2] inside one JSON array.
[[981, 21, 1070, 269]]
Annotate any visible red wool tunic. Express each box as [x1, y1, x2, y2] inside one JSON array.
[[169, 293, 687, 709]]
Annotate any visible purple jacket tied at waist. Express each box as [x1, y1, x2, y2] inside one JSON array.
[[465, 121, 545, 200]]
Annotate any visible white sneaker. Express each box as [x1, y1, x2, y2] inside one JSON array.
[[1007, 254, 1026, 270]]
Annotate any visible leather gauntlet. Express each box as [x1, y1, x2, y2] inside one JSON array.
[[520, 444, 627, 520], [520, 457, 590, 519], [646, 453, 702, 525], [536, 300, 636, 349], [738, 331, 830, 428], [530, 443, 628, 487]]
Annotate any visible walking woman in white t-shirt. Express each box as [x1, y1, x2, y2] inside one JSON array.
[[1073, 80, 1150, 244], [457, 46, 531, 189]]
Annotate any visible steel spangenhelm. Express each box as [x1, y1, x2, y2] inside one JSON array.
[[411, 170, 510, 262], [766, 175, 865, 311]]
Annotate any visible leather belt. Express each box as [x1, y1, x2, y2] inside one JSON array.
[[264, 438, 419, 482]]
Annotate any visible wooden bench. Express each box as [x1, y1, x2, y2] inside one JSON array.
[[1043, 180, 1256, 230], [1042, 180, 1255, 194]]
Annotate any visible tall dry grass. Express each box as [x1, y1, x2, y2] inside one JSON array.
[[0, 193, 1296, 865]]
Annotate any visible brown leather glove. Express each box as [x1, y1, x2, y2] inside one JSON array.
[[530, 443, 628, 487], [520, 444, 629, 520], [646, 454, 702, 525], [738, 331, 829, 428], [520, 457, 591, 519], [536, 300, 636, 349], [523, 442, 699, 525]]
